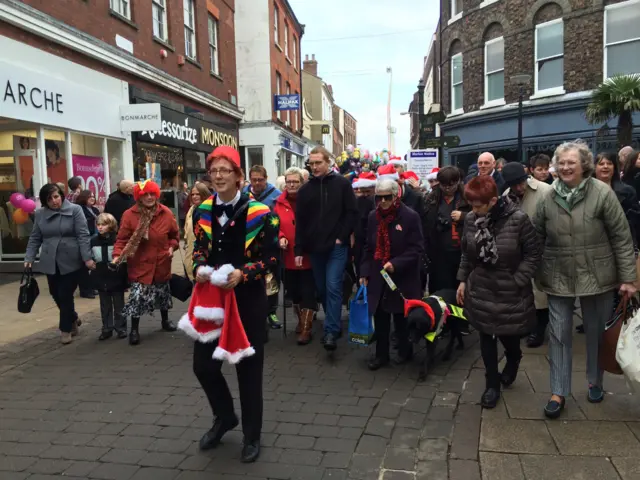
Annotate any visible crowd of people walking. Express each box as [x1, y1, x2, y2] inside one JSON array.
[[21, 141, 640, 462]]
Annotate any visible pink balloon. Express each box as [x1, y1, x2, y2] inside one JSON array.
[[9, 193, 25, 208], [19, 198, 36, 214]]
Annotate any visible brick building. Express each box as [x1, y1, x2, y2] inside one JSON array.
[[235, 0, 310, 179], [0, 0, 241, 270], [343, 110, 358, 149], [409, 32, 441, 149], [436, 0, 640, 170]]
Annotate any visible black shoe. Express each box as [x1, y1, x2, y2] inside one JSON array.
[[98, 331, 113, 341], [526, 331, 545, 348], [500, 356, 522, 387], [161, 318, 177, 332], [367, 357, 389, 371], [199, 416, 239, 451], [240, 441, 260, 463], [323, 333, 337, 351], [576, 324, 585, 334], [80, 292, 96, 299], [544, 397, 565, 419], [129, 330, 140, 345], [481, 388, 500, 409], [115, 329, 128, 339], [267, 313, 282, 329]]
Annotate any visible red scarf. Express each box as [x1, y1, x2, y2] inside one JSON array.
[[374, 199, 400, 264]]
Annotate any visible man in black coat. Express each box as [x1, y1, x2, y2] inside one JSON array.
[[104, 180, 135, 225], [464, 152, 505, 193]]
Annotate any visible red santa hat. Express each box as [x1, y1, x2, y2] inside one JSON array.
[[177, 264, 255, 364], [133, 180, 161, 202], [388, 155, 407, 166], [426, 168, 440, 181], [401, 171, 420, 183], [352, 171, 377, 189], [377, 163, 399, 181]]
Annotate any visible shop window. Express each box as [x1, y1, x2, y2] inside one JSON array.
[[108, 139, 125, 195], [208, 15, 220, 75], [247, 147, 264, 172], [72, 133, 107, 209], [484, 37, 505, 105], [604, 0, 640, 77], [451, 53, 463, 114], [110, 0, 131, 20], [152, 0, 168, 42], [535, 19, 564, 96], [136, 142, 184, 190], [276, 71, 282, 121], [184, 0, 197, 60]]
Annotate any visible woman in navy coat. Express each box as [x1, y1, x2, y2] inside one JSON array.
[[360, 177, 424, 370]]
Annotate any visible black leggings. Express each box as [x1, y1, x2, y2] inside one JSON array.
[[283, 269, 317, 310], [374, 308, 410, 360], [479, 332, 522, 388]]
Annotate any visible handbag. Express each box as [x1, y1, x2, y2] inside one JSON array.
[[616, 299, 640, 390], [18, 268, 39, 314], [599, 296, 637, 375], [348, 284, 375, 346], [170, 247, 194, 302]]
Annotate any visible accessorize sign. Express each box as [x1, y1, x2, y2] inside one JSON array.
[[138, 106, 238, 151], [0, 35, 127, 138]]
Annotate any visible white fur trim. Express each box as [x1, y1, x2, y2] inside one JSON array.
[[196, 266, 214, 277], [389, 159, 407, 166], [193, 306, 225, 323], [378, 173, 399, 181], [210, 264, 235, 286], [213, 345, 256, 364], [352, 179, 377, 189], [426, 172, 438, 181], [177, 314, 222, 343]]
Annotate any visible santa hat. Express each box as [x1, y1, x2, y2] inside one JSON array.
[[401, 171, 420, 183], [426, 168, 440, 181], [377, 163, 399, 181], [352, 172, 377, 189], [206, 146, 241, 170], [389, 155, 407, 166], [133, 180, 161, 201], [178, 264, 255, 364]]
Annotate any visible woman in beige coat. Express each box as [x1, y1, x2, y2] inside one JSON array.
[[533, 141, 637, 419], [183, 182, 211, 281]]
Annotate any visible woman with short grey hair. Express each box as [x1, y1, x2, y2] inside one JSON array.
[[284, 167, 306, 184], [534, 140, 637, 418]]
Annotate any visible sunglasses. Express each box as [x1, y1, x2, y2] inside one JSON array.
[[375, 194, 394, 202]]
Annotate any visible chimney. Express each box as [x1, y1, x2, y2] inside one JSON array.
[[303, 53, 318, 76], [327, 84, 333, 96]]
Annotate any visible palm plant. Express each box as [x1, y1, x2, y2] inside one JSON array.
[[586, 74, 640, 147]]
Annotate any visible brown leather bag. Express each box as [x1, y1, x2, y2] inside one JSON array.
[[599, 296, 629, 375]]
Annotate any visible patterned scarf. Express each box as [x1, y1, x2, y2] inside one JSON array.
[[552, 178, 589, 210], [375, 199, 400, 265], [114, 203, 157, 264], [474, 198, 507, 265]]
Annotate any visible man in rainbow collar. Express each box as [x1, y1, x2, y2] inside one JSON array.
[[184, 146, 279, 464]]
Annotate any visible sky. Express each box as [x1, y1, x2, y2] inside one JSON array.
[[288, 0, 439, 156]]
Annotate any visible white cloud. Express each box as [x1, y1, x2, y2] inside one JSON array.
[[289, 0, 439, 155]]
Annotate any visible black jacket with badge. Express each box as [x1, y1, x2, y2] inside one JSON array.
[[294, 172, 358, 255], [90, 233, 128, 293], [104, 190, 135, 226]]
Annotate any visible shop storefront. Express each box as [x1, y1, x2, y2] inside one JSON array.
[[0, 35, 133, 267]]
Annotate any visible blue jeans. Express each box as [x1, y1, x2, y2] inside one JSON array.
[[310, 244, 348, 335]]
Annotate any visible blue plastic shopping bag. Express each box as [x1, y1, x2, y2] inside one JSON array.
[[349, 285, 375, 345]]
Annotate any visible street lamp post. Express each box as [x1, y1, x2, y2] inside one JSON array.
[[417, 78, 426, 149], [510, 74, 531, 164]]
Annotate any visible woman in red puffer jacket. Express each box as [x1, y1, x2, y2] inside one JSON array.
[[274, 167, 316, 345]]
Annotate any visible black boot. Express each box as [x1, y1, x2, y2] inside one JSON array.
[[160, 309, 177, 332], [129, 317, 141, 345], [500, 353, 522, 387], [527, 309, 549, 348], [241, 441, 261, 463], [481, 387, 501, 408]]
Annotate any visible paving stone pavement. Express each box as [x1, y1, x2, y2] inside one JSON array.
[[1, 299, 640, 480]]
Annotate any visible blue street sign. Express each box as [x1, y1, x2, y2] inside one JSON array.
[[275, 94, 301, 111]]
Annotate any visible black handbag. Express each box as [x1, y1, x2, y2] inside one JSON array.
[[18, 268, 39, 314], [170, 247, 194, 302]]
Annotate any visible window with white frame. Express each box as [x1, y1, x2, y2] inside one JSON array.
[[183, 0, 196, 59], [451, 53, 463, 113], [110, 0, 130, 19], [284, 23, 289, 57], [293, 92, 298, 131], [274, 4, 280, 45], [276, 71, 282, 120], [152, 0, 168, 41], [604, 0, 640, 77], [451, 0, 463, 19], [484, 37, 504, 104], [208, 16, 219, 75], [535, 19, 564, 94], [292, 36, 298, 69], [286, 83, 291, 126]]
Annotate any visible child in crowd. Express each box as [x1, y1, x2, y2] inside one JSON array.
[[91, 213, 128, 340]]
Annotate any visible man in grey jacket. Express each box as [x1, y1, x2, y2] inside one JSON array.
[[25, 184, 94, 344]]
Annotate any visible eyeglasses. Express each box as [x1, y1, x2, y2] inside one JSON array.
[[209, 167, 234, 176], [286, 180, 301, 185], [375, 194, 394, 202]]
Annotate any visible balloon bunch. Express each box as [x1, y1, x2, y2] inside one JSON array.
[[9, 192, 35, 225]]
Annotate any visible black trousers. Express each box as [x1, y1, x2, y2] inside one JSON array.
[[79, 267, 94, 295], [479, 332, 522, 388], [193, 283, 266, 443], [47, 267, 80, 333], [99, 292, 126, 332], [428, 249, 461, 294], [283, 268, 316, 310], [374, 308, 409, 360]]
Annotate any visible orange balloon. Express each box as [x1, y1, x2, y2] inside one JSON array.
[[12, 208, 29, 225]]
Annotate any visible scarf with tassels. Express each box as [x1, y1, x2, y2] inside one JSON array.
[[374, 199, 400, 265], [114, 203, 157, 264]]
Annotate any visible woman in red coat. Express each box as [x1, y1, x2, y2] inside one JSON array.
[[113, 180, 180, 345], [274, 167, 317, 345]]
